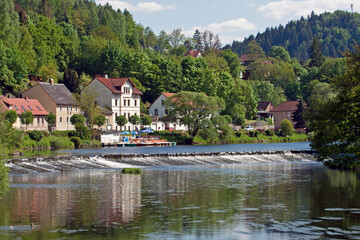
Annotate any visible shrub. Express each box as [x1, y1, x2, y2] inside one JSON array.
[[49, 136, 74, 149], [266, 118, 273, 125], [28, 130, 43, 141], [51, 131, 69, 137], [68, 130, 80, 138], [235, 131, 242, 137], [265, 129, 274, 136], [70, 137, 81, 148], [280, 119, 294, 136], [122, 168, 143, 174], [75, 124, 91, 139], [248, 130, 258, 137]]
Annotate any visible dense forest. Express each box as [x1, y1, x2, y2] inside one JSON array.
[[0, 0, 350, 128], [226, 11, 360, 62]]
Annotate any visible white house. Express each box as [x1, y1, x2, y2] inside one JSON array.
[[148, 93, 187, 131], [86, 76, 142, 131]]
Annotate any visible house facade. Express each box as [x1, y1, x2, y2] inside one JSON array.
[[85, 76, 142, 131], [148, 93, 187, 131], [270, 101, 299, 129], [256, 101, 274, 120], [0, 96, 49, 131], [22, 80, 79, 131]]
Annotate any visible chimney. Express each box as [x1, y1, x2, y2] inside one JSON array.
[[49, 79, 54, 85], [25, 97, 28, 101], [105, 74, 108, 79]]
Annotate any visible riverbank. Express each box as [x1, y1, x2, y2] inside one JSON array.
[[6, 150, 315, 174]]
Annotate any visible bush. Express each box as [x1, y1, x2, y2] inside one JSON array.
[[266, 118, 273, 125], [265, 129, 274, 136], [235, 131, 242, 137], [49, 135, 74, 149], [248, 130, 258, 137], [51, 131, 69, 137], [68, 130, 80, 138], [75, 124, 91, 139], [70, 137, 81, 148], [28, 130, 43, 141], [280, 119, 294, 136], [122, 168, 143, 174]]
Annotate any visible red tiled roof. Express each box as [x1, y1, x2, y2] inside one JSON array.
[[163, 93, 175, 98], [0, 96, 49, 115], [184, 50, 201, 57], [239, 54, 257, 62], [270, 101, 299, 112], [95, 77, 143, 95]]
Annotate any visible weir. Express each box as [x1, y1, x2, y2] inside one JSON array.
[[6, 150, 316, 174]]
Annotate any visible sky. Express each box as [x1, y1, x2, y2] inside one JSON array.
[[95, 0, 357, 45]]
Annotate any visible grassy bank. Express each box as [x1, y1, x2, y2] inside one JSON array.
[[153, 130, 308, 145], [20, 130, 101, 152]]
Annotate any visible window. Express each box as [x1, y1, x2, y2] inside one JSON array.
[[60, 106, 62, 111], [165, 109, 168, 114], [161, 100, 164, 106], [60, 117, 62, 123], [124, 100, 126, 106], [124, 113, 126, 117], [41, 118, 44, 124], [21, 105, 26, 111], [14, 105, 19, 110], [128, 113, 130, 118], [75, 107, 78, 112], [37, 118, 40, 124], [155, 109, 158, 116], [134, 100, 137, 106], [128, 126, 130, 130], [28, 105, 33, 111], [71, 107, 73, 112], [115, 99, 118, 106], [36, 106, 42, 111], [67, 107, 69, 112], [134, 113, 137, 116], [67, 117, 69, 123], [128, 100, 130, 106]]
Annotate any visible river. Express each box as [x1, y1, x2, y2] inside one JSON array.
[[1, 142, 360, 239]]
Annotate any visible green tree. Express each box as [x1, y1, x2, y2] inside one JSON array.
[[280, 119, 294, 136], [222, 49, 244, 79], [163, 92, 225, 138], [21, 110, 34, 131], [141, 115, 152, 128], [45, 112, 56, 130], [268, 46, 291, 62], [63, 68, 80, 93], [309, 35, 325, 68], [78, 88, 100, 129], [244, 40, 265, 58], [116, 115, 127, 131], [168, 28, 185, 48], [70, 114, 85, 125], [128, 115, 140, 130], [4, 110, 17, 126], [306, 44, 360, 169], [93, 114, 106, 128], [0, 0, 20, 46], [291, 100, 306, 129]]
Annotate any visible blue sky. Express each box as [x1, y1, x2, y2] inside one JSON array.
[[95, 0, 356, 45]]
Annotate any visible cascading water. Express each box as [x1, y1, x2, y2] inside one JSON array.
[[6, 151, 315, 174]]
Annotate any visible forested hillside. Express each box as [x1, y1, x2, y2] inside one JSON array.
[[226, 11, 360, 61]]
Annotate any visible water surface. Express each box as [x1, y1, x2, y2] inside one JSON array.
[[1, 160, 360, 239]]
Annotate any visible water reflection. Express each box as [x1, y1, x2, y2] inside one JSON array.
[[0, 162, 360, 239]]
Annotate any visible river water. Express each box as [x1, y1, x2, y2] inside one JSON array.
[[1, 143, 360, 239]]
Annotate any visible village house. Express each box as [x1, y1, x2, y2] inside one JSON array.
[[85, 76, 142, 131], [148, 93, 187, 131], [256, 101, 274, 120], [22, 79, 79, 131], [0, 96, 49, 131], [270, 101, 299, 129], [184, 50, 202, 58]]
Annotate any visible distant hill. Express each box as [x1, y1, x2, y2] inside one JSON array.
[[226, 11, 360, 62]]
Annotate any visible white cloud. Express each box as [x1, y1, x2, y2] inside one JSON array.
[[182, 18, 257, 45], [183, 18, 257, 36], [96, 1, 175, 13], [257, 0, 348, 19]]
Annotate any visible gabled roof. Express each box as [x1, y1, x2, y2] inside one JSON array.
[[184, 50, 202, 58], [37, 82, 77, 105], [257, 101, 273, 111], [163, 93, 175, 98], [270, 101, 299, 112], [94, 77, 143, 95], [0, 96, 49, 116], [239, 54, 257, 62]]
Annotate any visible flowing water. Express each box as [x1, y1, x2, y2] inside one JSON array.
[[1, 143, 360, 239]]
